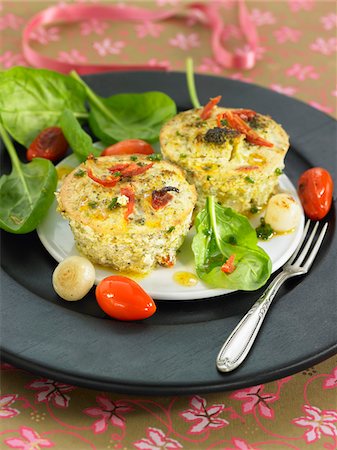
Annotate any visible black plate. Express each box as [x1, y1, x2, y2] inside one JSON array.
[[1, 72, 336, 395]]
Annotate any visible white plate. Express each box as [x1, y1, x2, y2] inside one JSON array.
[[37, 154, 304, 300]]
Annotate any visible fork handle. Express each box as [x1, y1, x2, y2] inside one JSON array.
[[216, 271, 290, 372]]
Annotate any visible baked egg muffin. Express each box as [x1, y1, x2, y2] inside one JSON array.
[[160, 106, 289, 215], [56, 154, 197, 273]]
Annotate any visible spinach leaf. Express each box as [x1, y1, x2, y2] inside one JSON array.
[[0, 122, 57, 234], [70, 71, 177, 144], [60, 109, 101, 162], [192, 197, 271, 291], [0, 67, 88, 148]]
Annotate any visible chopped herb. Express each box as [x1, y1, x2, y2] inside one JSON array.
[[179, 153, 187, 158], [147, 153, 162, 161], [113, 171, 122, 177], [228, 235, 237, 245], [207, 175, 211, 181], [161, 186, 180, 193], [176, 131, 184, 137], [130, 155, 138, 161], [107, 197, 118, 209], [256, 218, 274, 240], [88, 201, 98, 208], [245, 176, 255, 184], [275, 168, 283, 175], [135, 217, 145, 225], [250, 204, 259, 214], [220, 119, 228, 127], [204, 126, 240, 145], [167, 226, 175, 233], [74, 169, 86, 177]]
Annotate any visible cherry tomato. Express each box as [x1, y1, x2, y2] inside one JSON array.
[[26, 127, 68, 162], [298, 167, 334, 220], [101, 139, 154, 156], [95, 276, 156, 321]]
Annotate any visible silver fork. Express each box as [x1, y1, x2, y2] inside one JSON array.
[[216, 220, 328, 373]]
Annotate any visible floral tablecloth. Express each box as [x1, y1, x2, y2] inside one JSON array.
[[1, 1, 336, 449]]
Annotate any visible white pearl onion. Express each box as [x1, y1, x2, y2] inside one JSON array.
[[264, 193, 301, 233], [52, 256, 95, 301]]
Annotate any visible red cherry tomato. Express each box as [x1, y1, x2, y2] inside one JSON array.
[[298, 167, 334, 220], [95, 276, 157, 321], [101, 139, 155, 156], [26, 127, 68, 162]]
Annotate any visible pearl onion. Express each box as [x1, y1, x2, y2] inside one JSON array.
[[52, 256, 95, 301], [264, 193, 301, 233]]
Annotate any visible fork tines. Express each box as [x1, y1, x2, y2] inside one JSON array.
[[287, 220, 328, 272]]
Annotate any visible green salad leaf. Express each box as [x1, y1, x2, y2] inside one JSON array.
[[0, 122, 57, 234], [60, 109, 101, 162], [70, 71, 177, 145], [0, 67, 88, 147], [192, 197, 272, 290]]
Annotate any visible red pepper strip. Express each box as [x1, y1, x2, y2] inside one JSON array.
[[217, 109, 256, 127], [120, 163, 154, 177], [233, 109, 257, 120], [223, 111, 274, 148], [200, 95, 222, 120], [108, 162, 153, 177], [160, 255, 174, 268], [216, 113, 225, 128], [108, 163, 130, 174], [120, 186, 135, 220], [221, 254, 236, 274], [87, 168, 120, 187], [151, 190, 173, 210]]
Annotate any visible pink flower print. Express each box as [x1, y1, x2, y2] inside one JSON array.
[[235, 44, 266, 61], [180, 395, 228, 434], [274, 26, 301, 44], [222, 24, 242, 41], [323, 367, 337, 389], [0, 13, 23, 31], [93, 38, 125, 57], [321, 13, 337, 30], [148, 58, 171, 70], [136, 22, 164, 39], [270, 84, 297, 96], [58, 49, 87, 64], [0, 394, 19, 418], [134, 427, 182, 450], [198, 57, 222, 74], [25, 379, 75, 408], [80, 19, 108, 36], [288, 0, 315, 13], [250, 9, 276, 26], [0, 51, 28, 68], [30, 26, 60, 45], [230, 73, 252, 83], [310, 37, 337, 56], [292, 405, 337, 444], [309, 101, 333, 114], [84, 395, 133, 433], [230, 385, 278, 419], [225, 438, 261, 450], [4, 427, 54, 449], [169, 33, 200, 51], [156, 0, 180, 6], [286, 63, 319, 81]]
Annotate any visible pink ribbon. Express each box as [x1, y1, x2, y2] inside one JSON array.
[[22, 2, 259, 75]]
